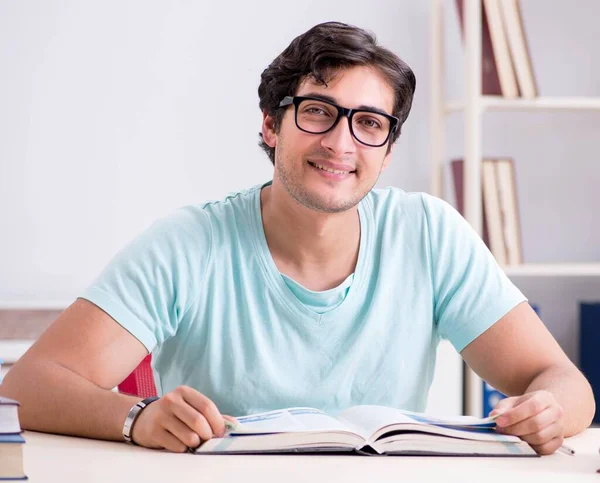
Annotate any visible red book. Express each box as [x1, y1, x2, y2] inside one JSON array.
[[455, 0, 502, 96], [450, 159, 490, 248]]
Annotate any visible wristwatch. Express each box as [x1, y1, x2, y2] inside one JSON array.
[[122, 396, 160, 444]]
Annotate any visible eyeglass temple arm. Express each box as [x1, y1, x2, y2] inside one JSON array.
[[278, 96, 294, 108]]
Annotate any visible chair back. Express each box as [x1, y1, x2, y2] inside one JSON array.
[[118, 354, 157, 397]]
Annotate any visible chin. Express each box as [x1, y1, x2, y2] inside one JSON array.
[[301, 192, 359, 214]]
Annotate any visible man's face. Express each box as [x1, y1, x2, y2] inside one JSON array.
[[264, 66, 395, 213]]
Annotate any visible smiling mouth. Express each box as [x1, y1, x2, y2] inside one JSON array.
[[307, 160, 356, 174]]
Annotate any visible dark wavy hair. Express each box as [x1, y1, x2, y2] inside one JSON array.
[[258, 21, 416, 164]]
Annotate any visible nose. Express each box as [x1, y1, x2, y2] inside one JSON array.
[[320, 115, 357, 156]]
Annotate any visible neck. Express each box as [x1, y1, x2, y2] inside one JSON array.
[[260, 183, 360, 290]]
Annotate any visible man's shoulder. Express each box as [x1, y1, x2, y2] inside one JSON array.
[[197, 185, 263, 210], [366, 187, 449, 216], [165, 184, 261, 224]]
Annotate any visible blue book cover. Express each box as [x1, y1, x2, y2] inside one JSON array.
[[0, 433, 25, 444], [580, 302, 600, 424]]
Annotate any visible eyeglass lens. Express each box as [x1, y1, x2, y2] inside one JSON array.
[[296, 99, 391, 146]]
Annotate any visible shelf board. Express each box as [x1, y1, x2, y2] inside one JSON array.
[[503, 263, 600, 277], [445, 96, 600, 113], [0, 340, 33, 364]]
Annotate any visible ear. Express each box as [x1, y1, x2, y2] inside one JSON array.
[[261, 111, 277, 148]]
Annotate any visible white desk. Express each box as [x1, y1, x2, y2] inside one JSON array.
[[22, 429, 600, 482]]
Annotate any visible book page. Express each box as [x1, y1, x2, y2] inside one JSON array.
[[336, 405, 421, 439], [229, 407, 353, 435], [400, 410, 500, 427], [337, 405, 500, 440]]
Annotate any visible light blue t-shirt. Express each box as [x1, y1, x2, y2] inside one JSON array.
[[81, 182, 526, 416], [281, 272, 354, 314]]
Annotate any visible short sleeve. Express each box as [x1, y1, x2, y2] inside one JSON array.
[[422, 194, 527, 352], [80, 206, 212, 352]]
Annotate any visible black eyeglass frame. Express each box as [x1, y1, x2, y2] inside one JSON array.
[[278, 95, 399, 148]]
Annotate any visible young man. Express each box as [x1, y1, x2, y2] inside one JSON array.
[[0, 22, 594, 455]]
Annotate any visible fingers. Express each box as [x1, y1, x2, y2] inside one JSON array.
[[131, 386, 226, 451], [530, 435, 564, 456], [495, 394, 552, 428], [490, 397, 517, 416], [223, 415, 238, 424], [162, 414, 202, 449], [522, 422, 563, 446], [178, 386, 226, 437], [492, 391, 566, 455], [171, 400, 214, 441], [497, 406, 562, 437], [158, 428, 190, 453]]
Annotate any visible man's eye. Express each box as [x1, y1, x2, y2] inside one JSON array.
[[359, 118, 382, 129], [305, 107, 328, 116]]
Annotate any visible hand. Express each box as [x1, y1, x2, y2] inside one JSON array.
[[130, 385, 236, 452], [490, 390, 565, 455]]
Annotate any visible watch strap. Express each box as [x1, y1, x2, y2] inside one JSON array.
[[123, 396, 160, 444]]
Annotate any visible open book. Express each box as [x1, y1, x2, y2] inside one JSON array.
[[195, 405, 537, 457]]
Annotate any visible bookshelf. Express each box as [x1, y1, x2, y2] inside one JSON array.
[[430, 0, 600, 416], [504, 264, 600, 277], [446, 96, 600, 112]]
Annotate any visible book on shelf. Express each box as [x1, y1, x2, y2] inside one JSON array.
[[194, 405, 537, 457], [482, 0, 519, 98], [451, 158, 523, 266], [450, 159, 490, 247], [495, 158, 523, 265], [455, 0, 537, 99], [579, 302, 600, 424], [481, 160, 507, 264], [0, 396, 26, 480], [497, 0, 538, 98], [455, 0, 519, 98]]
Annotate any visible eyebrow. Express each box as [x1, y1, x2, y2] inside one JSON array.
[[300, 92, 392, 117]]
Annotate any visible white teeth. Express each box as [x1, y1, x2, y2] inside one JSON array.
[[313, 163, 350, 175]]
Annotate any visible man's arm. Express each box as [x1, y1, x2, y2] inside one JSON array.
[[461, 301, 595, 454], [0, 298, 226, 451]]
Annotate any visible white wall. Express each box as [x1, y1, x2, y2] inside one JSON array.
[[1, 2, 599, 364], [0, 0, 433, 304]]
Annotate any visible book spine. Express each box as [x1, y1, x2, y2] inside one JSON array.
[[482, 0, 519, 98], [495, 159, 523, 265], [455, 0, 503, 95], [482, 160, 507, 265], [498, 0, 537, 98], [450, 159, 490, 248]]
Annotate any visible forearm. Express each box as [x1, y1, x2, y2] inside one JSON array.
[[526, 364, 595, 436], [0, 359, 141, 441]]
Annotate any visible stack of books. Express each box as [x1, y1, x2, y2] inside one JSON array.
[[451, 158, 522, 266], [0, 396, 27, 480]]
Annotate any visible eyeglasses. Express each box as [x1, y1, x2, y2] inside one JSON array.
[[278, 96, 399, 148]]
